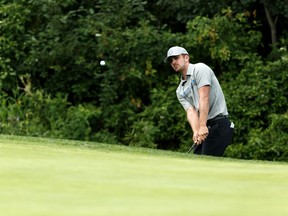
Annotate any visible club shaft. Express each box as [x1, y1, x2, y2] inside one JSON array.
[[187, 143, 195, 154]]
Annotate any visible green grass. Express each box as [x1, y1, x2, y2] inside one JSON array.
[[1, 135, 288, 216]]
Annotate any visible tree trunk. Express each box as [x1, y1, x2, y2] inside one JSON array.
[[263, 1, 278, 49]]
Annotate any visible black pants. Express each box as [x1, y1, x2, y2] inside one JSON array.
[[193, 118, 233, 157]]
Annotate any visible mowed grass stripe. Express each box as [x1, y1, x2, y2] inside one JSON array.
[[0, 135, 288, 216]]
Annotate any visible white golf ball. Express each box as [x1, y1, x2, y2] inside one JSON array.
[[100, 60, 105, 66]]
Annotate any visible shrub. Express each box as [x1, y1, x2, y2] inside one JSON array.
[[0, 91, 102, 141], [226, 112, 288, 161]]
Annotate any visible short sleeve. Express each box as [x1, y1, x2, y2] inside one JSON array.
[[194, 63, 212, 89]]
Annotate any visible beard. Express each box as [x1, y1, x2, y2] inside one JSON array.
[[173, 64, 183, 72]]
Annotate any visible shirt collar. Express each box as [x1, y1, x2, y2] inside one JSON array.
[[181, 64, 194, 81], [186, 63, 194, 76]]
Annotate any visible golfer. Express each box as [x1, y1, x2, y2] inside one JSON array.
[[164, 46, 234, 156]]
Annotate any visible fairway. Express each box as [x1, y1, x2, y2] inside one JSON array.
[[0, 135, 288, 216]]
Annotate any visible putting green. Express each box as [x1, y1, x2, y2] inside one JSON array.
[[0, 135, 287, 216]]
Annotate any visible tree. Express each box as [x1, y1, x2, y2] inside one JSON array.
[[0, 0, 287, 161]]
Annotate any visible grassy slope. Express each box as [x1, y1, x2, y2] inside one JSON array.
[[0, 135, 288, 216]]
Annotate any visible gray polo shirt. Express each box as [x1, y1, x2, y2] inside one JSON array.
[[176, 63, 228, 120]]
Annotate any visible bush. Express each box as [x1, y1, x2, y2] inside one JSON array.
[[226, 112, 288, 161], [0, 90, 102, 141], [124, 119, 159, 148], [223, 55, 288, 161]]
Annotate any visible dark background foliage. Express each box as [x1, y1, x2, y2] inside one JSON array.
[[0, 0, 287, 161]]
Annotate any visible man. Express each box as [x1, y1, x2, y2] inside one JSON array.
[[164, 46, 234, 156]]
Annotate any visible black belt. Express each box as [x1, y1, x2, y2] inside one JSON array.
[[207, 115, 228, 125]]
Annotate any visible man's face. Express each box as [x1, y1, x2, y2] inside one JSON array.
[[169, 54, 188, 72]]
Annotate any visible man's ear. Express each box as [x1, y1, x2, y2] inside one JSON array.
[[184, 55, 190, 62]]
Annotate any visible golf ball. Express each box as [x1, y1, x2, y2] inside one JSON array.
[[100, 60, 105, 66]]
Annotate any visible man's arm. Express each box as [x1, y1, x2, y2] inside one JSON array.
[[186, 106, 199, 144], [197, 85, 210, 143]]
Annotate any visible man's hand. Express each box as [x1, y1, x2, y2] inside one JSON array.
[[192, 132, 198, 144], [196, 125, 209, 144]]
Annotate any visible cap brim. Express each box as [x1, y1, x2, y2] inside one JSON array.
[[164, 55, 177, 63], [164, 56, 169, 63]]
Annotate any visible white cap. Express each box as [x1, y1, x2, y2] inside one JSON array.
[[164, 46, 189, 63]]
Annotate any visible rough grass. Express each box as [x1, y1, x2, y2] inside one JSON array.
[[0, 135, 288, 216]]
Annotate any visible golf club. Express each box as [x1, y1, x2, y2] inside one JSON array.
[[186, 143, 196, 154]]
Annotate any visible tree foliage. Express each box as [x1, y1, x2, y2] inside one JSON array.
[[0, 0, 287, 161]]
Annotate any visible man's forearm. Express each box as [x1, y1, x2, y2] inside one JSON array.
[[198, 86, 210, 126], [199, 96, 209, 126], [186, 107, 199, 133]]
